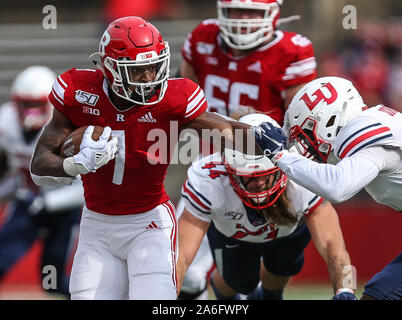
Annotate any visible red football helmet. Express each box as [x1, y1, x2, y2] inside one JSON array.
[[217, 0, 282, 50], [11, 66, 55, 132], [92, 16, 170, 105], [223, 113, 287, 209]]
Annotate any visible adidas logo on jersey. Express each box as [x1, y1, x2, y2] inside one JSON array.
[[137, 112, 157, 123], [247, 61, 262, 73], [145, 221, 160, 230]]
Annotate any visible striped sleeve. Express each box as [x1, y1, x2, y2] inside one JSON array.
[[335, 122, 393, 160], [280, 34, 317, 88], [303, 195, 324, 216], [184, 84, 208, 121], [282, 57, 317, 82], [181, 178, 212, 222], [49, 74, 69, 107]]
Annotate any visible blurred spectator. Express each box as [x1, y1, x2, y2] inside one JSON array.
[[318, 19, 402, 112], [388, 54, 402, 111], [0, 66, 84, 299], [103, 0, 185, 23]]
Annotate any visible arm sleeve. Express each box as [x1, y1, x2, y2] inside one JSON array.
[[276, 146, 390, 203], [181, 79, 208, 125], [280, 34, 317, 89], [43, 177, 84, 211], [180, 164, 213, 223]]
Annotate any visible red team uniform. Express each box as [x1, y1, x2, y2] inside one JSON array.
[[49, 69, 207, 215], [181, 19, 317, 124]]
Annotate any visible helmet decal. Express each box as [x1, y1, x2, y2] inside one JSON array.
[[300, 82, 338, 111]]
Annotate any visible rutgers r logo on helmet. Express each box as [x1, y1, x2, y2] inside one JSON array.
[[90, 16, 171, 106]]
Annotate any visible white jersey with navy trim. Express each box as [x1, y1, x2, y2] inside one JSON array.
[[0, 101, 84, 210], [0, 102, 37, 178], [335, 105, 402, 210], [334, 105, 402, 160], [277, 105, 402, 211], [181, 153, 323, 243]]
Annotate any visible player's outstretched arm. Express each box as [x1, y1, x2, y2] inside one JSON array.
[[183, 111, 263, 156], [176, 208, 210, 294], [31, 108, 76, 178], [275, 149, 381, 203], [305, 201, 357, 299]]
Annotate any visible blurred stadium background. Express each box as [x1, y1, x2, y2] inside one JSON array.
[[0, 0, 401, 300]]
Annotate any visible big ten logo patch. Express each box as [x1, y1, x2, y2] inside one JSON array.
[[82, 106, 100, 116]]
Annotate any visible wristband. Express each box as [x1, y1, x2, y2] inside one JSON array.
[[335, 288, 354, 295], [63, 157, 90, 176]]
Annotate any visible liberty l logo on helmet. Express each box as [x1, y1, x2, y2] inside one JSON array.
[[300, 82, 338, 111], [285, 76, 367, 163]]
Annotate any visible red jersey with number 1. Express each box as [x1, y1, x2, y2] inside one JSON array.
[[182, 19, 317, 125], [49, 68, 207, 215]]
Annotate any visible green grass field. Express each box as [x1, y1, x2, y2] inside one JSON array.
[[0, 282, 366, 300], [206, 283, 366, 300]]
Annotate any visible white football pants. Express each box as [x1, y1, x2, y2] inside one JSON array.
[[69, 202, 177, 300]]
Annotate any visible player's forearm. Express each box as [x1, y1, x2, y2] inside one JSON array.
[[31, 148, 69, 177], [185, 111, 262, 156], [176, 256, 191, 294], [31, 124, 73, 178], [323, 243, 353, 293], [276, 152, 378, 203]]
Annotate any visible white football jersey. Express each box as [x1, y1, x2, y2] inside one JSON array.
[[0, 102, 38, 186], [334, 105, 402, 210], [0, 101, 84, 210], [181, 153, 322, 243]]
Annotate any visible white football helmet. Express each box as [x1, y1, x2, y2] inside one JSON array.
[[11, 66, 56, 132], [223, 113, 287, 209], [284, 76, 367, 163], [217, 0, 282, 50]]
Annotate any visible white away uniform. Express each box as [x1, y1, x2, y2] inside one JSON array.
[[0, 102, 84, 208], [277, 105, 402, 211], [181, 153, 323, 243]]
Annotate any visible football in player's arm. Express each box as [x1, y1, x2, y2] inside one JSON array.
[[259, 76, 402, 300], [29, 17, 274, 300], [177, 114, 356, 300]]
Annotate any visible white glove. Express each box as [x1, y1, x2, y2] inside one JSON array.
[[63, 126, 118, 176]]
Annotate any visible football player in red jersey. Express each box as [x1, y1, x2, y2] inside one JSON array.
[[180, 0, 317, 123], [177, 0, 317, 299], [30, 16, 265, 300]]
